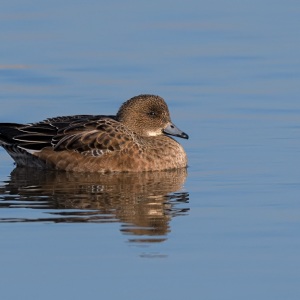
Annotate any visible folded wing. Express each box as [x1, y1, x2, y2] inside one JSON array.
[[0, 115, 134, 157]]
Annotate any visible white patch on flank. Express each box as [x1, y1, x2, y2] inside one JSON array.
[[19, 147, 41, 154]]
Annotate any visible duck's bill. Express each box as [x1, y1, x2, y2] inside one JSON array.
[[163, 122, 189, 139]]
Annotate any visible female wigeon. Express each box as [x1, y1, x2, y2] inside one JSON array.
[[0, 94, 188, 172]]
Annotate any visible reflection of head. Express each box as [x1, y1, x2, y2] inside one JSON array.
[[2, 168, 189, 243]]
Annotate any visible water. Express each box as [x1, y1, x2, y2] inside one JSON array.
[[1, 0, 300, 299]]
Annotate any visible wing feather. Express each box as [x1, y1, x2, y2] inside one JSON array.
[[53, 119, 133, 156], [0, 115, 133, 157]]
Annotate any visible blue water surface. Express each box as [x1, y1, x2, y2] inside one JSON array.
[[1, 1, 300, 299]]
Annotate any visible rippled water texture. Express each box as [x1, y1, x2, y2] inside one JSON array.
[[0, 168, 189, 242], [1, 1, 300, 300]]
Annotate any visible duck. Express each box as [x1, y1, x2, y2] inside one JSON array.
[[0, 94, 188, 172]]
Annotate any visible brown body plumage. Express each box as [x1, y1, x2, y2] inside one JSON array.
[[0, 94, 188, 172]]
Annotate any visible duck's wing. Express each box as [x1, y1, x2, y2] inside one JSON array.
[[53, 117, 135, 157], [0, 121, 58, 150], [0, 115, 119, 153]]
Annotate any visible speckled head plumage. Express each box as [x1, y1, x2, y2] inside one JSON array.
[[116, 94, 188, 139], [116, 94, 170, 137]]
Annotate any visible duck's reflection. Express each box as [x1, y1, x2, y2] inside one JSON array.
[[0, 168, 189, 243]]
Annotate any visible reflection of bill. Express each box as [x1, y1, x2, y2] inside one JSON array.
[[0, 168, 189, 243]]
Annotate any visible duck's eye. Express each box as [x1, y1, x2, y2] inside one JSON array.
[[148, 111, 156, 117]]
